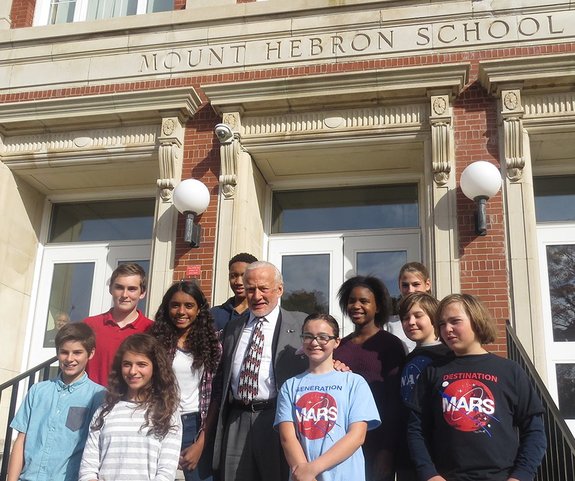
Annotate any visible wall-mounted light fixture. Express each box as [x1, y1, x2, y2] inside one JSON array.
[[173, 179, 210, 248], [460, 161, 502, 236]]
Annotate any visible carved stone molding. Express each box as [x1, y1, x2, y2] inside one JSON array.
[[157, 115, 184, 202], [219, 112, 242, 199], [2, 127, 156, 156], [241, 104, 424, 138], [522, 92, 575, 118], [429, 94, 453, 186], [501, 89, 525, 181]]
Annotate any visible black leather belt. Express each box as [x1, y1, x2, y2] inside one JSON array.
[[232, 398, 276, 412]]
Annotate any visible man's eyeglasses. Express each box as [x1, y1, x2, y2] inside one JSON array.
[[300, 334, 338, 345]]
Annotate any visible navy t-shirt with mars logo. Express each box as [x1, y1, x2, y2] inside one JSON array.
[[408, 353, 544, 481]]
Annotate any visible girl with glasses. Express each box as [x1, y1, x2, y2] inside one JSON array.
[[274, 313, 380, 481]]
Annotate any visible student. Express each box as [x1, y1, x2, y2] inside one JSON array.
[[386, 262, 433, 353], [396, 292, 452, 481], [79, 333, 182, 481], [210, 252, 258, 331], [274, 313, 380, 481], [149, 281, 221, 481], [7, 323, 105, 481], [84, 263, 154, 386], [407, 294, 547, 481], [398, 292, 451, 404], [333, 276, 406, 481]]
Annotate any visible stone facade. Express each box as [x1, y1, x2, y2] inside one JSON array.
[[2, 1, 575, 407]]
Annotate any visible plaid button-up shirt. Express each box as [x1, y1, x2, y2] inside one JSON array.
[[198, 342, 222, 430]]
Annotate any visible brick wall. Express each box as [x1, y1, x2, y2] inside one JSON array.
[[10, 0, 35, 28], [173, 104, 221, 299], [453, 82, 507, 355]]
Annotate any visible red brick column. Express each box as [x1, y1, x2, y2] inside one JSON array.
[[173, 105, 221, 301], [10, 0, 35, 28], [453, 80, 509, 355]]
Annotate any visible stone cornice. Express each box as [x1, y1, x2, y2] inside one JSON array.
[[479, 53, 575, 94], [203, 64, 469, 115], [2, 4, 571, 92], [0, 87, 202, 134]]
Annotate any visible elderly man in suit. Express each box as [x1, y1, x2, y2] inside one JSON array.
[[211, 260, 308, 481]]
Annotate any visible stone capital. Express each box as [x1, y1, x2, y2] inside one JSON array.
[[157, 114, 186, 202], [219, 112, 243, 198], [500, 88, 525, 181], [429, 94, 453, 186]]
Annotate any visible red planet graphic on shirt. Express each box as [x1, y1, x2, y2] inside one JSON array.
[[295, 392, 338, 440], [441, 379, 496, 432]]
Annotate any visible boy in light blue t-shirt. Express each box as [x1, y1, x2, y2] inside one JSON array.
[[7, 323, 105, 481]]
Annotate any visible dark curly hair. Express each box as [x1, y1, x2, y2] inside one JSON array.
[[149, 280, 220, 373], [337, 275, 392, 328], [92, 333, 179, 439]]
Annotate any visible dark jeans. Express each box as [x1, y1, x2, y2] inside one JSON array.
[[181, 412, 213, 481]]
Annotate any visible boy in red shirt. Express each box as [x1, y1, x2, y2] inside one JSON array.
[[84, 263, 153, 386]]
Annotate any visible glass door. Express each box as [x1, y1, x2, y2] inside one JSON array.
[[268, 231, 421, 335], [269, 234, 344, 328], [537, 225, 575, 434], [27, 242, 151, 369], [344, 231, 421, 299]]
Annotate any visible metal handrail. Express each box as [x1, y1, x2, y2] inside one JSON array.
[[506, 321, 575, 481], [0, 356, 57, 480]]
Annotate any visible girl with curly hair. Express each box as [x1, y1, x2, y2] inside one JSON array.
[[149, 281, 221, 481], [79, 333, 182, 481]]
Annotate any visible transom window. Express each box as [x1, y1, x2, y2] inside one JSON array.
[[34, 0, 173, 25], [48, 198, 155, 243], [271, 184, 419, 234], [534, 175, 575, 223]]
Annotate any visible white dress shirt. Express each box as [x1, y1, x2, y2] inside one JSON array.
[[231, 304, 280, 401]]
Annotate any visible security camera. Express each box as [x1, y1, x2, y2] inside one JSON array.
[[214, 123, 234, 144]]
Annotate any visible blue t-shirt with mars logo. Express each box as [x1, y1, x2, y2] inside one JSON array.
[[274, 370, 380, 481]]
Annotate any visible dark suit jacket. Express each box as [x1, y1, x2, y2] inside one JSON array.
[[212, 307, 308, 468]]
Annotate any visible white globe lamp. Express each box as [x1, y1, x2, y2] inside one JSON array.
[[460, 161, 502, 236], [173, 179, 211, 248]]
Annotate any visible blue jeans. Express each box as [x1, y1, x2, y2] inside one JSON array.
[[181, 412, 213, 481]]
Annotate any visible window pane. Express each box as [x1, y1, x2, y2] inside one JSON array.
[[49, 199, 155, 243], [147, 0, 173, 13], [272, 184, 418, 233], [281, 254, 330, 314], [535, 175, 575, 222], [43, 263, 95, 347], [556, 364, 575, 419], [86, 0, 138, 20], [49, 0, 77, 24], [357, 250, 407, 299], [545, 244, 575, 342]]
